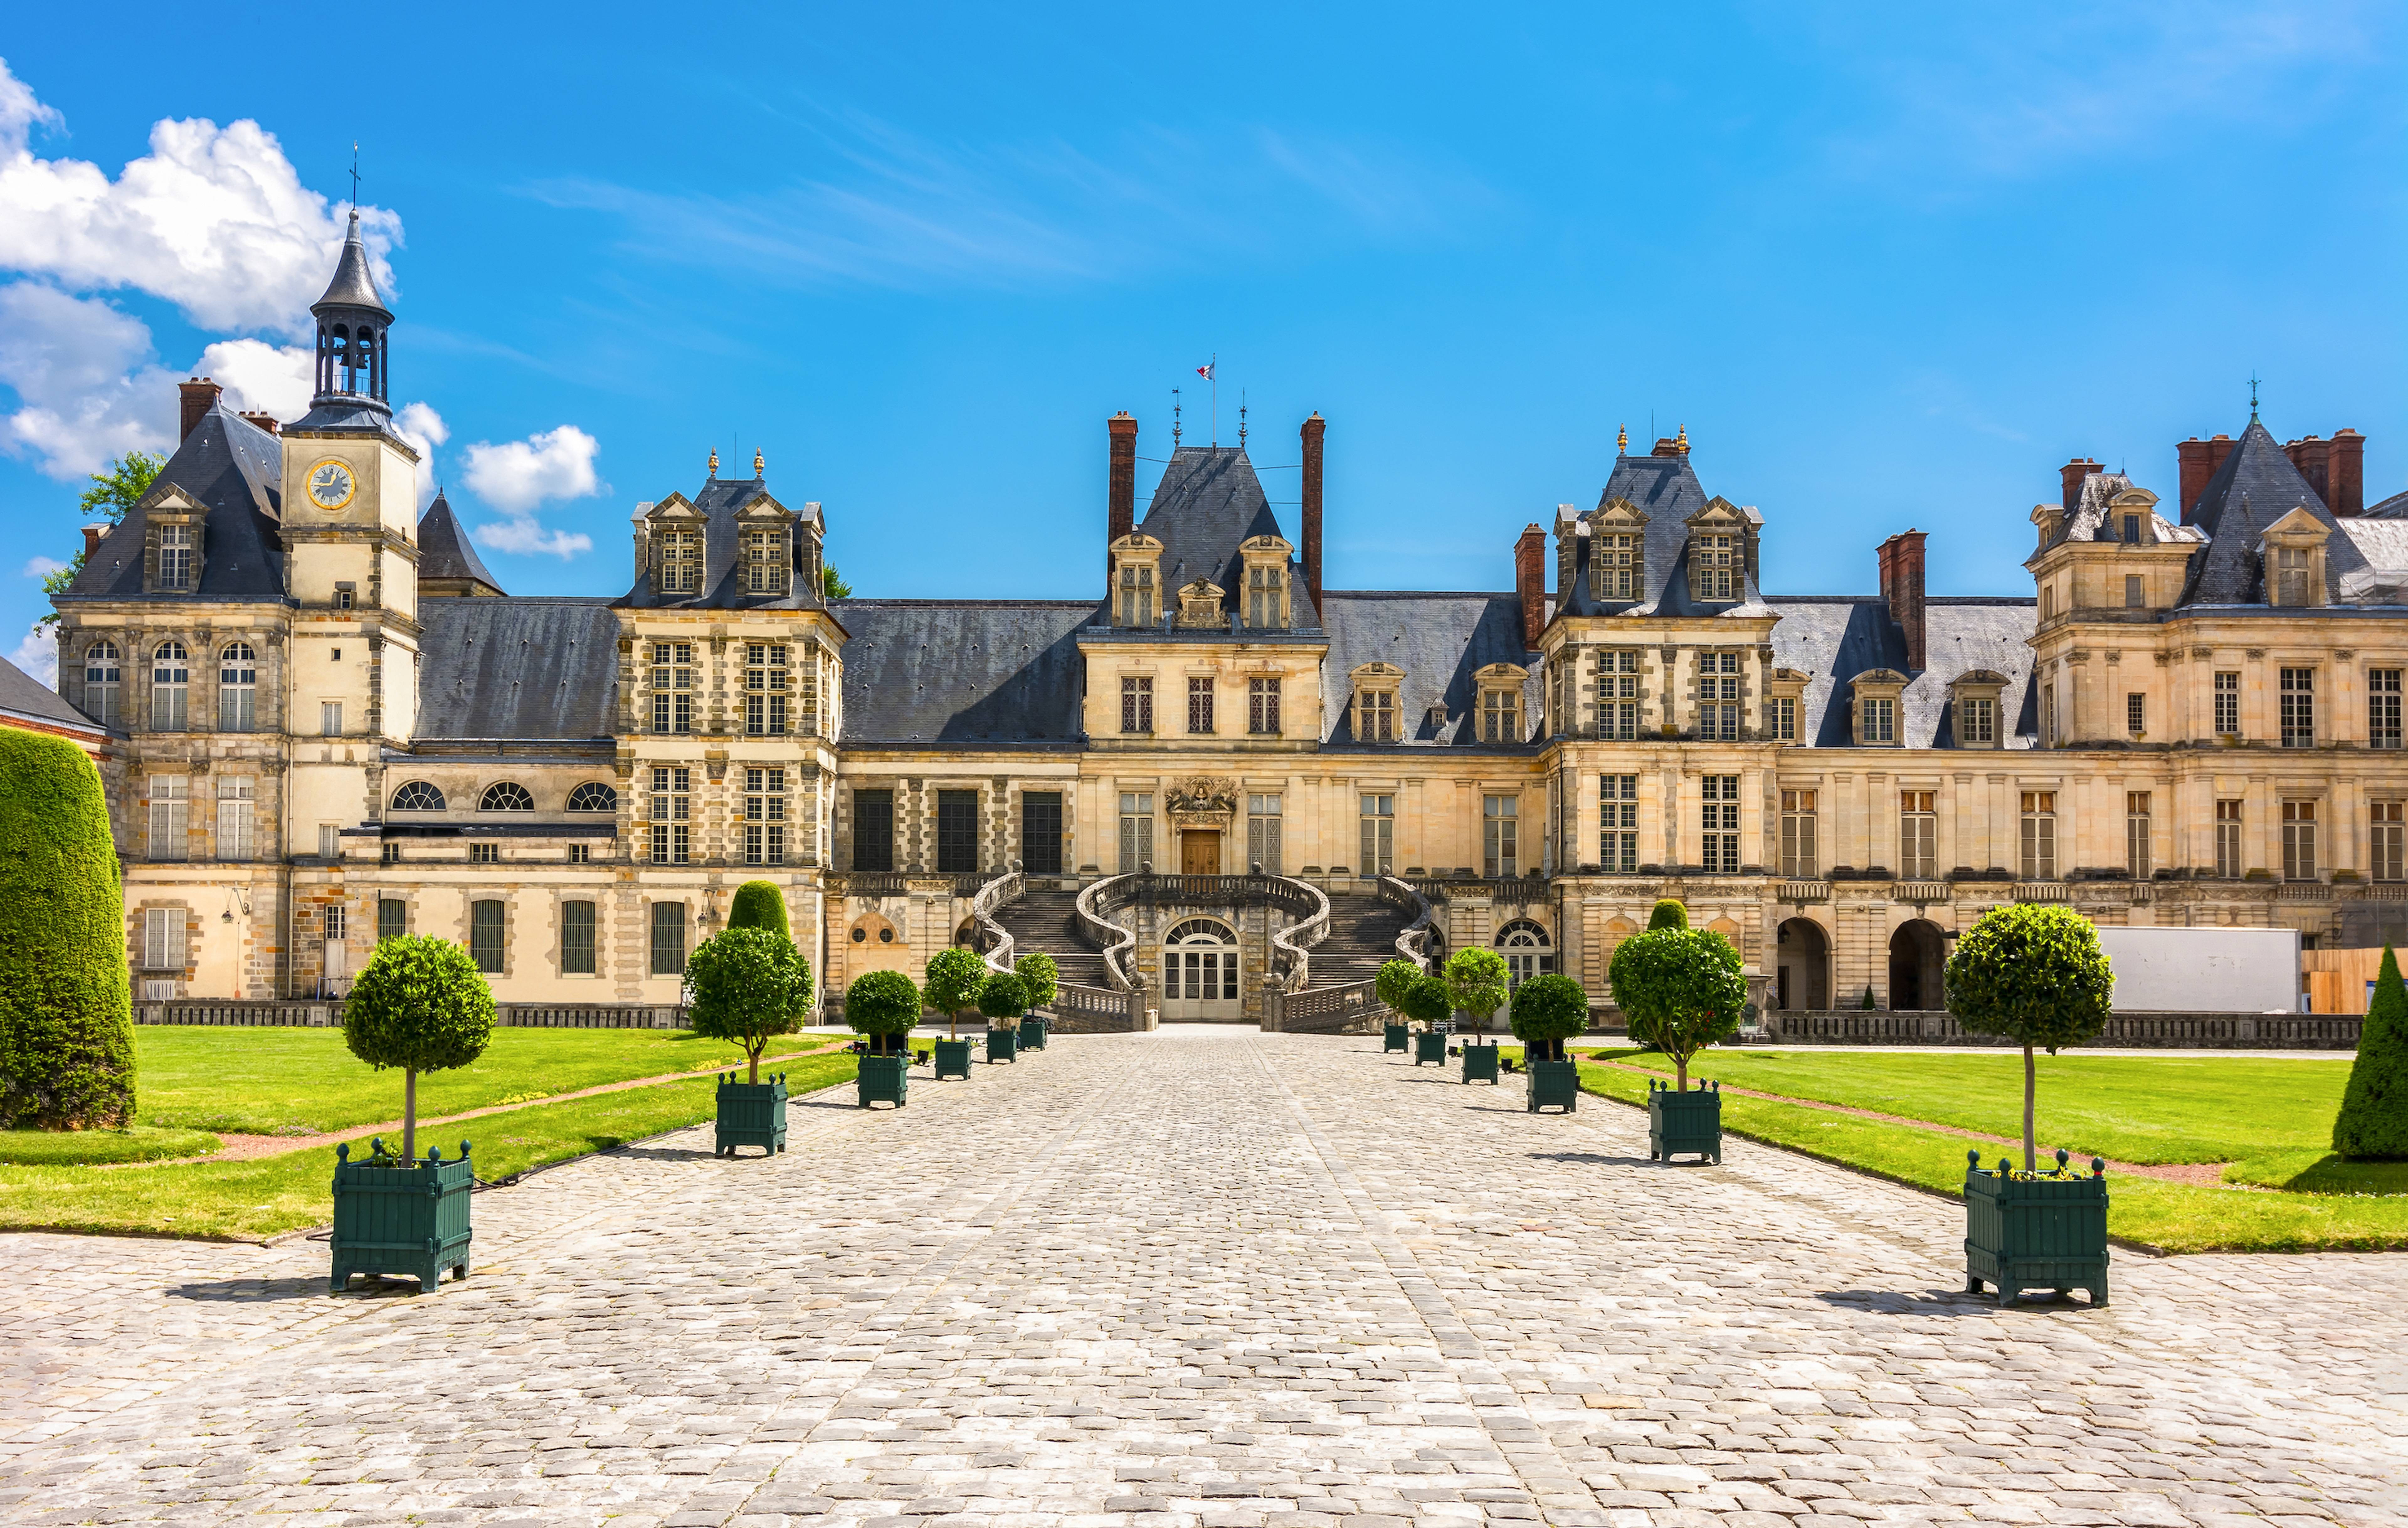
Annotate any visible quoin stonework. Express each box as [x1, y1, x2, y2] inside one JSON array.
[[42, 229, 2408, 1021]]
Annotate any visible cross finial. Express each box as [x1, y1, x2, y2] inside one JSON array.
[[350, 141, 359, 209], [2248, 371, 2261, 419], [1172, 387, 1182, 446], [1238, 390, 1247, 448]]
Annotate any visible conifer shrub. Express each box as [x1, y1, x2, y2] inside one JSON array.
[[1012, 951, 1059, 1012], [2333, 945, 2408, 1160], [1508, 973, 1589, 1062], [684, 925, 809, 1083], [846, 969, 921, 1056], [0, 727, 133, 1129], [342, 934, 494, 1162]]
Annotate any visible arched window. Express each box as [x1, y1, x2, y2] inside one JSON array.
[[150, 640, 189, 731], [1162, 918, 1239, 1014], [1495, 918, 1554, 988], [389, 780, 447, 812], [480, 781, 536, 812], [82, 642, 121, 727], [566, 781, 617, 812], [218, 642, 257, 732]]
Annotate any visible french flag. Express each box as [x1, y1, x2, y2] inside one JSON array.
[[1196, 363, 1214, 380]]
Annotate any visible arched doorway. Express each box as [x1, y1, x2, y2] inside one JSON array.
[[1889, 920, 1947, 1011], [1495, 919, 1555, 989], [1776, 918, 1829, 1010], [1160, 918, 1241, 1020]]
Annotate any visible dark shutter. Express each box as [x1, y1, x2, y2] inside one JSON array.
[[936, 790, 979, 873], [562, 900, 596, 975], [650, 901, 686, 975], [470, 900, 506, 973], [1021, 792, 1063, 875], [853, 789, 894, 872]]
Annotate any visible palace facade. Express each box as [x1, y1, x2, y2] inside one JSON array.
[[44, 227, 2408, 1021]]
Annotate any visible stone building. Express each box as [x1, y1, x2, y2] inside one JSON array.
[[41, 229, 2408, 1019]]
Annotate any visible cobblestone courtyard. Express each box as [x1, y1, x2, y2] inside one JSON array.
[[3, 1029, 2404, 1527]]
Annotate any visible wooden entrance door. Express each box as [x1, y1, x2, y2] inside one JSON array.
[[1180, 830, 1219, 876]]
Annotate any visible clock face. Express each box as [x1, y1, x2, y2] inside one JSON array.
[[307, 459, 356, 511]]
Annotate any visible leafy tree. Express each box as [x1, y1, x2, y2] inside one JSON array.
[[1013, 951, 1059, 1012], [823, 564, 853, 600], [1399, 974, 1452, 1028], [683, 926, 809, 1084], [342, 934, 495, 1162], [36, 450, 166, 630], [0, 727, 133, 1129], [845, 969, 921, 1055], [924, 946, 987, 1038], [2333, 945, 2408, 1160], [1609, 926, 1745, 1090], [1375, 958, 1420, 1016], [1944, 903, 2114, 1172], [977, 971, 1029, 1026], [1509, 973, 1589, 1063], [1444, 947, 1510, 1037], [1647, 898, 1688, 931]]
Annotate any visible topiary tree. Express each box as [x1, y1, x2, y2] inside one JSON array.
[[342, 933, 495, 1162], [1399, 973, 1453, 1030], [1444, 947, 1511, 1038], [977, 971, 1029, 1028], [924, 946, 987, 1038], [1509, 972, 1589, 1062], [846, 969, 921, 1056], [1647, 898, 1688, 931], [1861, 985, 1878, 1010], [1013, 951, 1059, 1014], [727, 879, 789, 936], [1376, 958, 1420, 1017], [0, 727, 133, 1130], [1609, 926, 1745, 1091], [2332, 945, 2408, 1159], [683, 925, 809, 1084], [1944, 902, 2113, 1172]]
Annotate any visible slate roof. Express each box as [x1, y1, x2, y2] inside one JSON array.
[[619, 472, 828, 612], [1134, 446, 1318, 628], [1766, 596, 2039, 749], [2042, 469, 2205, 549], [2336, 519, 2408, 606], [1557, 449, 1769, 620], [831, 600, 1091, 745], [0, 652, 103, 736], [1320, 592, 1539, 746], [59, 402, 288, 605], [314, 211, 389, 314], [416, 599, 620, 740], [417, 491, 503, 593], [2365, 487, 2408, 519], [2177, 418, 2374, 608]]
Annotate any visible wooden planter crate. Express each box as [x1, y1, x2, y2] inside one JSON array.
[[1526, 1059, 1579, 1113], [1964, 1150, 2110, 1306], [715, 1073, 788, 1156], [1648, 1080, 1722, 1161], [857, 1052, 909, 1108], [1413, 1030, 1446, 1066], [933, 1038, 974, 1080], [1460, 1043, 1501, 1085], [330, 1140, 473, 1294], [1018, 1017, 1048, 1051], [1383, 1023, 1409, 1053], [987, 1027, 1018, 1063]]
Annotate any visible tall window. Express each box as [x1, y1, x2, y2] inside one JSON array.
[[1247, 793, 1282, 874], [1480, 686, 1518, 743], [1597, 531, 1640, 599], [1769, 695, 1797, 743], [1780, 789, 1817, 878], [744, 643, 790, 735], [658, 529, 700, 593], [1496, 919, 1555, 988], [2280, 668, 2315, 748], [1187, 676, 1215, 735], [1899, 791, 1935, 879], [852, 788, 894, 872], [741, 527, 784, 593], [1022, 791, 1063, 876], [1694, 532, 1737, 599], [320, 700, 343, 737], [2215, 798, 2243, 879], [1359, 793, 1394, 875], [217, 643, 256, 731], [323, 904, 346, 943], [2372, 802, 2404, 883], [2126, 692, 2145, 736], [1483, 795, 1518, 879], [1118, 563, 1156, 627], [2370, 669, 2401, 750], [148, 775, 188, 861], [142, 907, 186, 972], [1120, 675, 1153, 734], [319, 824, 342, 859], [2019, 791, 2057, 880], [744, 767, 787, 866], [469, 900, 505, 974], [1118, 793, 1154, 873], [935, 789, 978, 873], [1701, 653, 1741, 740], [1355, 688, 1394, 742], [1599, 651, 1639, 740], [216, 776, 256, 860], [1859, 695, 1895, 745], [2042, 685, 2056, 745], [2213, 670, 2240, 736], [2281, 800, 2318, 881], [1958, 695, 1994, 745], [1249, 677, 1282, 736], [150, 641, 189, 731], [2124, 574, 2145, 609], [1602, 774, 1639, 872], [2126, 792, 2152, 879], [377, 898, 407, 942], [158, 524, 193, 590], [2275, 545, 2310, 607], [1700, 775, 1739, 873], [650, 643, 694, 734], [561, 900, 597, 975], [82, 642, 121, 727], [1246, 565, 1284, 628], [648, 766, 691, 864], [649, 901, 686, 976]]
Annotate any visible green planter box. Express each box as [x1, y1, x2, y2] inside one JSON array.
[[933, 1038, 974, 1079], [1526, 1058, 1580, 1113], [1648, 1079, 1721, 1161], [857, 1051, 909, 1108], [987, 1027, 1018, 1063], [1413, 1030, 1446, 1066], [330, 1139, 473, 1294], [1018, 1017, 1048, 1051], [715, 1073, 788, 1157], [1383, 1023, 1409, 1053], [1461, 1043, 1501, 1085], [1964, 1150, 2110, 1307]]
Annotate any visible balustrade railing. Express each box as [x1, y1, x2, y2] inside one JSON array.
[[969, 868, 1025, 975], [1379, 874, 1439, 973]]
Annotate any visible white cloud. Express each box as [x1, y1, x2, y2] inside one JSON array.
[[194, 337, 313, 421], [8, 621, 56, 686], [0, 56, 63, 155], [462, 425, 601, 512], [22, 554, 66, 577], [393, 401, 448, 509], [472, 517, 594, 560], [0, 282, 173, 476]]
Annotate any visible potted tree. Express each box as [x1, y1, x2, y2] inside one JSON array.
[[1445, 947, 1510, 1083], [1403, 975, 1452, 1065], [1015, 951, 1060, 1047], [923, 945, 986, 1079], [333, 933, 494, 1292], [980, 970, 1031, 1053], [2334, 945, 2407, 1160], [1946, 902, 2114, 1306], [1510, 973, 1589, 1113], [683, 925, 809, 1157], [845, 969, 920, 1107], [1610, 914, 1744, 1162], [1376, 959, 1418, 1053]]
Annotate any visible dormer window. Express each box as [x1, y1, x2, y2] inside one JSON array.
[[159, 525, 193, 590], [1694, 533, 1737, 599], [1851, 668, 1908, 747], [1948, 669, 2009, 750], [1119, 565, 1156, 626], [1349, 663, 1403, 743], [2260, 508, 2330, 609], [1684, 497, 1751, 603], [1474, 663, 1528, 743], [658, 529, 701, 594], [1112, 534, 1164, 628], [742, 526, 787, 594], [1588, 496, 1647, 602], [1246, 565, 1285, 628]]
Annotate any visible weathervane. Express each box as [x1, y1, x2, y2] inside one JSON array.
[[350, 141, 360, 209], [1171, 387, 1182, 446], [2248, 371, 2262, 420], [1238, 390, 1248, 449]]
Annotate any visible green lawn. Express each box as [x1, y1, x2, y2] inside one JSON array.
[[131, 1025, 838, 1135], [0, 1126, 221, 1165], [0, 1053, 859, 1240]]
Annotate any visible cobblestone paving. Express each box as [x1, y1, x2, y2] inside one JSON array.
[[2, 1028, 2404, 1527]]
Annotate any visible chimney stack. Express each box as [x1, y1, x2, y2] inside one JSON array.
[[1514, 524, 1547, 651], [1300, 413, 1326, 609], [238, 411, 280, 436], [2282, 434, 2331, 507], [178, 377, 220, 442], [2331, 428, 2365, 516], [2176, 434, 2237, 522], [2059, 456, 2102, 515], [1107, 412, 1137, 575], [1877, 529, 1929, 672], [81, 524, 107, 559]]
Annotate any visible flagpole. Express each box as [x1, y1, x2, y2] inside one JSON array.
[[1211, 353, 1218, 446]]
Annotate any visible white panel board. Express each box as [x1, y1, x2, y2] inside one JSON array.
[[2094, 927, 2298, 1013]]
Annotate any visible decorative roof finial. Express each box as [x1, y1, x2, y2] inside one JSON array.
[[707, 447, 719, 477], [1676, 423, 1689, 452], [1238, 390, 1247, 449], [1172, 387, 1182, 447], [1617, 423, 1628, 455], [753, 449, 765, 478], [2248, 371, 2261, 421]]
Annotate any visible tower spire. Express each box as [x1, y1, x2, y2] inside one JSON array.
[[305, 205, 393, 415]]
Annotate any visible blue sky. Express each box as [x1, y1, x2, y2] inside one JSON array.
[[3, 3, 2402, 678]]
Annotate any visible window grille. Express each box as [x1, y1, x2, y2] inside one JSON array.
[[1187, 676, 1215, 735], [218, 643, 256, 731], [1249, 678, 1281, 735], [742, 527, 785, 593], [1780, 788, 1817, 877], [1483, 795, 1518, 879], [318, 824, 341, 859], [2280, 668, 2314, 748], [562, 900, 597, 975], [1496, 918, 1555, 987], [2125, 791, 2151, 879], [648, 766, 691, 864], [2370, 669, 2401, 749], [382, 842, 401, 865], [1022, 791, 1063, 875], [1246, 565, 1284, 628], [1701, 652, 1741, 740], [1700, 775, 1739, 873], [1480, 687, 1518, 743], [334, 585, 354, 611], [2373, 802, 2404, 883], [1121, 675, 1153, 734], [852, 789, 894, 872], [744, 643, 791, 735], [567, 843, 589, 865], [649, 901, 686, 976], [2042, 685, 2055, 744], [2282, 800, 2318, 881], [1247, 793, 1282, 874], [470, 900, 505, 973], [1117, 563, 1156, 627], [1958, 695, 1993, 745], [658, 530, 701, 593], [1692, 531, 1737, 600], [2214, 671, 2240, 735], [2215, 798, 2243, 878], [378, 898, 407, 942], [148, 775, 188, 861], [567, 781, 617, 812], [158, 524, 193, 590], [2020, 791, 2056, 880], [1356, 688, 1394, 742], [391, 780, 446, 811], [1359, 793, 1394, 876], [1596, 531, 1640, 600], [323, 904, 346, 942], [1899, 791, 1937, 879], [2127, 692, 2145, 735], [1599, 650, 1639, 739], [216, 776, 255, 860], [82, 642, 120, 726], [650, 643, 694, 734], [1859, 694, 1894, 745], [1601, 774, 1639, 872], [2276, 545, 2310, 607], [744, 767, 788, 866], [480, 781, 535, 811], [151, 641, 189, 731], [1118, 793, 1154, 873], [936, 789, 978, 873]]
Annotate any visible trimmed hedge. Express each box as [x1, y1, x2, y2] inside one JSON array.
[[727, 880, 790, 938], [0, 727, 133, 1129]]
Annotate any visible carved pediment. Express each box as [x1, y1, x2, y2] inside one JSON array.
[[1592, 494, 1648, 528], [1167, 775, 1238, 827], [1174, 579, 1226, 629]]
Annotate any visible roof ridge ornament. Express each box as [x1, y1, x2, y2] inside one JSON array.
[[707, 448, 719, 478], [753, 449, 765, 478]]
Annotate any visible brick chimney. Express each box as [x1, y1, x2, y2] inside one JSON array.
[[81, 524, 108, 559], [1514, 523, 1547, 650], [178, 377, 221, 442], [2331, 428, 2365, 516], [1107, 411, 1137, 575], [2177, 434, 2237, 523], [2059, 457, 2102, 515], [1877, 529, 1929, 672], [1300, 413, 1326, 609], [2282, 434, 2330, 508], [238, 410, 280, 436]]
